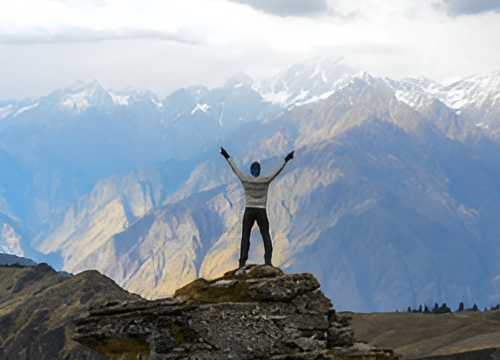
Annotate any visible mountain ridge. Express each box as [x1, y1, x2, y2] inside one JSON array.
[[1, 57, 500, 311], [0, 262, 140, 359]]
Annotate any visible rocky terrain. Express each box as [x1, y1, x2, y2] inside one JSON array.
[[1, 259, 499, 359], [75, 264, 397, 360], [0, 262, 140, 360]]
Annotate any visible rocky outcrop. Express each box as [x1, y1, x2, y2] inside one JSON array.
[[75, 265, 397, 360]]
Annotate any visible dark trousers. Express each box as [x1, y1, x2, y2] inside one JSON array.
[[240, 207, 273, 267]]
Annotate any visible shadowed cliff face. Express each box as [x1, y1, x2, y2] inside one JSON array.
[[0, 263, 140, 360]]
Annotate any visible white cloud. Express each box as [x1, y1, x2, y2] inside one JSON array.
[[0, 0, 499, 100], [0, 27, 202, 45]]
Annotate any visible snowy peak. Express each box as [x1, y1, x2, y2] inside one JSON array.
[[386, 77, 442, 109], [22, 80, 163, 113], [442, 70, 500, 110], [382, 69, 500, 140], [108, 89, 162, 108], [387, 69, 500, 111], [224, 72, 253, 89], [253, 55, 356, 107], [58, 80, 116, 112]]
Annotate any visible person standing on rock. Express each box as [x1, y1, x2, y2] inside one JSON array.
[[220, 147, 294, 268]]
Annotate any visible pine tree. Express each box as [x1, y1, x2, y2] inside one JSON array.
[[441, 303, 451, 313], [433, 303, 439, 314]]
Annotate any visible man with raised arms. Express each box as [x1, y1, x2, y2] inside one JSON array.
[[220, 147, 294, 268]]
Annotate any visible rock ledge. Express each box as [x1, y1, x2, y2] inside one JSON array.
[[75, 265, 398, 360]]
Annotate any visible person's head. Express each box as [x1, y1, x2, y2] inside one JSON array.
[[250, 161, 261, 177]]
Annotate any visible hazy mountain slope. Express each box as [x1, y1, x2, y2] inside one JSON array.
[[33, 72, 500, 312], [271, 78, 500, 310], [161, 75, 279, 159], [33, 159, 200, 269], [0, 146, 30, 257], [284, 122, 495, 311], [43, 182, 237, 299], [0, 253, 36, 266], [0, 263, 139, 360], [0, 82, 167, 240], [0, 77, 277, 250]]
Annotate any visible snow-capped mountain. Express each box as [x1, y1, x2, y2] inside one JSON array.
[[253, 55, 356, 108], [387, 70, 500, 111], [386, 70, 500, 140], [1, 57, 500, 312]]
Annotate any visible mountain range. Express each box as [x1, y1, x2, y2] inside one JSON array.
[[1, 55, 500, 312]]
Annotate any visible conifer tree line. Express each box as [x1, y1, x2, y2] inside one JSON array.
[[403, 302, 500, 314]]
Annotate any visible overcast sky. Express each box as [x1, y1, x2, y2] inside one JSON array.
[[1, 0, 499, 100]]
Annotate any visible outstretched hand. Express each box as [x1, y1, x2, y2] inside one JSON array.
[[285, 151, 294, 162], [220, 147, 230, 159]]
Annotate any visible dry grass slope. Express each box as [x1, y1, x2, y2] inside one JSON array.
[[349, 311, 500, 359], [0, 264, 140, 360]]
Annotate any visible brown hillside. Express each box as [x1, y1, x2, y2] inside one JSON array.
[[349, 310, 500, 359], [0, 264, 140, 360]]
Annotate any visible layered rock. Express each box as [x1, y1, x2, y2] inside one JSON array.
[[75, 265, 397, 360]]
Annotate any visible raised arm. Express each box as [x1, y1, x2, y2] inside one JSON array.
[[220, 147, 246, 180], [266, 160, 286, 182], [266, 151, 294, 182]]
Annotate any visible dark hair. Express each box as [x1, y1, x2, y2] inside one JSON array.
[[250, 162, 261, 177]]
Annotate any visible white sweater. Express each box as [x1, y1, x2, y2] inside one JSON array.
[[227, 158, 287, 209]]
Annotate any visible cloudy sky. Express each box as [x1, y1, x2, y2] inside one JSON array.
[[1, 0, 499, 100]]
